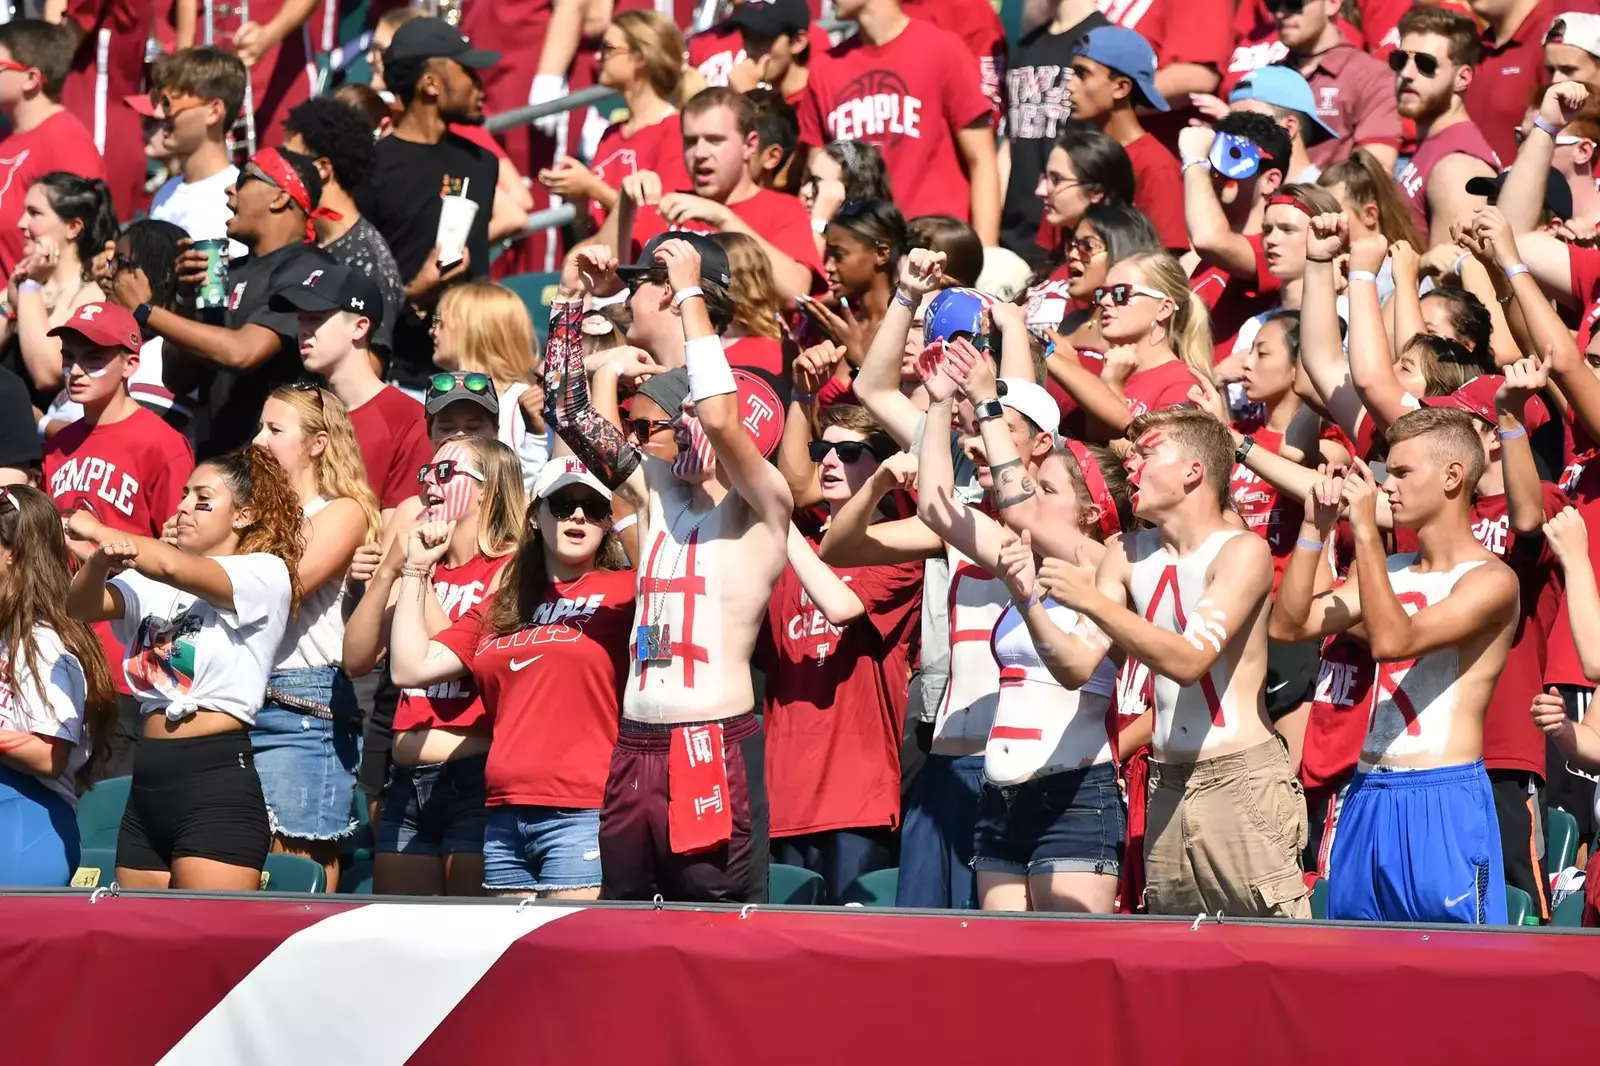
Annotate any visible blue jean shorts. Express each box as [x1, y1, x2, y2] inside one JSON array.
[[972, 761, 1125, 877], [376, 754, 487, 856], [482, 805, 602, 892], [250, 666, 361, 840]]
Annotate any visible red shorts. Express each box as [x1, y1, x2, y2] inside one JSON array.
[[599, 713, 769, 903]]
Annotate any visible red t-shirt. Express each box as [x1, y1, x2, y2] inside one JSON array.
[[1546, 493, 1600, 689], [589, 115, 693, 225], [434, 569, 636, 809], [690, 21, 744, 85], [758, 545, 923, 836], [393, 553, 510, 732], [1224, 1, 1366, 91], [1300, 629, 1375, 791], [1191, 233, 1282, 360], [630, 186, 824, 278], [347, 386, 435, 511], [726, 334, 785, 377], [1044, 346, 1105, 435], [901, 0, 1007, 113], [1567, 245, 1600, 350], [1124, 133, 1188, 252], [797, 18, 993, 222], [60, 0, 148, 218], [1463, 0, 1579, 169], [1229, 427, 1302, 588], [1100, 0, 1233, 71], [1121, 359, 1200, 419], [44, 407, 193, 696], [0, 110, 105, 276]]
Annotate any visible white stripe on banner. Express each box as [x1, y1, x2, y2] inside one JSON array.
[[158, 903, 584, 1066]]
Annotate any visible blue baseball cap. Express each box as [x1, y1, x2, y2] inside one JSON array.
[[924, 288, 995, 347], [1229, 65, 1337, 145], [1073, 27, 1168, 112]]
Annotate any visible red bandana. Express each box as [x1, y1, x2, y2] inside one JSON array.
[[1065, 439, 1120, 540], [251, 146, 343, 242]]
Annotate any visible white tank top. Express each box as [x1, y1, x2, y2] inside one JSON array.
[[1127, 528, 1251, 754], [274, 497, 350, 673], [932, 545, 1006, 754], [1361, 553, 1486, 764], [985, 597, 1118, 784]]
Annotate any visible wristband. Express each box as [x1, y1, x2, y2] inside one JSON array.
[[1497, 425, 1527, 441], [1181, 157, 1211, 174], [36, 415, 50, 438], [17, 280, 41, 294], [671, 286, 704, 308], [611, 513, 638, 533], [684, 333, 737, 402], [1454, 252, 1471, 278], [1296, 536, 1324, 553], [792, 391, 816, 404], [1025, 591, 1042, 608], [1347, 270, 1378, 284], [400, 564, 434, 579], [1504, 263, 1531, 281], [1533, 114, 1563, 138], [893, 288, 918, 311]]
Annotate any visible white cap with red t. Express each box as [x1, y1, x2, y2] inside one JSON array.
[[534, 456, 612, 501]]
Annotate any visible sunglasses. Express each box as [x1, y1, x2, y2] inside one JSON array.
[[1067, 235, 1106, 259], [417, 459, 485, 484], [288, 379, 326, 412], [625, 265, 669, 291], [809, 439, 876, 463], [1265, 0, 1308, 14], [427, 372, 493, 399], [1388, 49, 1440, 78], [157, 94, 211, 128], [544, 494, 611, 522], [238, 162, 279, 191], [1094, 283, 1168, 306], [626, 417, 674, 442]]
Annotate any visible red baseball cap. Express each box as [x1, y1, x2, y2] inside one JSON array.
[[1420, 374, 1550, 432], [48, 302, 142, 354], [124, 93, 158, 117]]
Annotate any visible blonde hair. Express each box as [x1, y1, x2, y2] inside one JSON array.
[[267, 385, 383, 541], [613, 9, 687, 104], [437, 282, 536, 393], [1123, 251, 1215, 385], [712, 231, 782, 340], [441, 434, 525, 559]]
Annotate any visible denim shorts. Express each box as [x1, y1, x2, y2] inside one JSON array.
[[972, 761, 1125, 877], [376, 753, 487, 856], [482, 805, 602, 892], [250, 666, 361, 840]]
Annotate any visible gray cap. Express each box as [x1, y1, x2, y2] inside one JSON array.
[[634, 367, 688, 418]]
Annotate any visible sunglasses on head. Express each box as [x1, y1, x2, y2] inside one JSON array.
[[1388, 49, 1440, 77], [288, 379, 326, 411], [417, 459, 485, 484], [1094, 283, 1168, 306], [427, 372, 492, 400], [544, 494, 612, 522], [626, 417, 674, 441], [809, 439, 876, 463]]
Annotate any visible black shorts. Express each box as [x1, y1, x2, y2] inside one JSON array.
[[1490, 768, 1549, 922], [1547, 686, 1597, 843], [1266, 639, 1320, 720], [117, 730, 271, 872]]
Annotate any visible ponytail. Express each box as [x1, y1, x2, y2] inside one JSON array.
[[1173, 288, 1216, 385], [34, 172, 120, 279], [202, 447, 307, 613]]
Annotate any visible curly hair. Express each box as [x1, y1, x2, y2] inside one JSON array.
[[284, 96, 379, 190], [0, 485, 118, 788], [202, 448, 307, 614], [266, 386, 383, 540]]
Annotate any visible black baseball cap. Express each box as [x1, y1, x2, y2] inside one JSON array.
[[270, 262, 386, 326], [386, 17, 500, 68], [1466, 168, 1573, 221], [731, 0, 810, 37], [616, 231, 733, 288]]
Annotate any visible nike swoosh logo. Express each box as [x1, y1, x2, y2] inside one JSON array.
[[1444, 890, 1473, 908], [1267, 681, 1290, 694], [509, 655, 543, 672]]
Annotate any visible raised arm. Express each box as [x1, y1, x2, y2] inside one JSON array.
[[66, 541, 129, 624], [66, 511, 244, 614], [1547, 508, 1600, 683], [915, 363, 1004, 571], [1300, 214, 1370, 439], [1502, 84, 1588, 236], [1046, 336, 1133, 437], [296, 497, 367, 596], [1424, 154, 1493, 250], [1388, 240, 1426, 350], [1179, 126, 1259, 277], [1270, 472, 1363, 641], [995, 529, 1113, 689], [817, 454, 943, 566], [1494, 351, 1552, 535], [786, 525, 866, 626], [388, 523, 470, 689], [1342, 230, 1412, 430], [777, 343, 846, 511], [855, 251, 947, 448]]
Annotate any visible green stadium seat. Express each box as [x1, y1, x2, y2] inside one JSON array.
[[1309, 877, 1329, 919], [1547, 807, 1580, 875], [71, 847, 118, 889], [259, 853, 328, 893], [839, 867, 898, 906], [499, 272, 562, 349], [1552, 891, 1586, 927], [768, 862, 824, 905], [1504, 885, 1533, 926], [76, 775, 131, 851], [338, 859, 374, 895]]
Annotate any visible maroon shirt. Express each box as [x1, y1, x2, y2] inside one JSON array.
[[1301, 45, 1404, 170], [1464, 0, 1598, 167], [1396, 119, 1499, 237]]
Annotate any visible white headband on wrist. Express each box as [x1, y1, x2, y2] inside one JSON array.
[[685, 334, 737, 403]]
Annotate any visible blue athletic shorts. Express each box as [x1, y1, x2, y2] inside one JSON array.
[[1327, 759, 1507, 924]]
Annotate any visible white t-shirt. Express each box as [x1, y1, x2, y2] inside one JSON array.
[[499, 381, 555, 493], [275, 497, 350, 672], [0, 627, 88, 807], [110, 554, 292, 726], [149, 166, 248, 260]]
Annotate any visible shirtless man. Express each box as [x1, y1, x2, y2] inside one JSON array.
[[1039, 407, 1309, 918], [1271, 408, 1519, 924], [545, 234, 791, 904]]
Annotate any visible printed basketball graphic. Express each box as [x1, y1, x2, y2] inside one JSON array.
[[826, 69, 923, 150]]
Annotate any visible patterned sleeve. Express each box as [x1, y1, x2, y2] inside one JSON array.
[[542, 299, 642, 490]]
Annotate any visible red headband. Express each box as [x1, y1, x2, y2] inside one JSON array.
[[252, 147, 342, 242], [1265, 194, 1314, 219], [1066, 440, 1120, 540]]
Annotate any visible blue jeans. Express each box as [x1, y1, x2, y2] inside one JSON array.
[[972, 761, 1125, 877], [0, 765, 79, 886], [482, 805, 602, 892], [377, 754, 488, 856], [897, 753, 986, 909], [251, 666, 361, 840]]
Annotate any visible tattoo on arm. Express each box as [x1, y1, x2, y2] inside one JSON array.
[[543, 300, 642, 489], [990, 457, 1036, 509], [422, 643, 454, 668]]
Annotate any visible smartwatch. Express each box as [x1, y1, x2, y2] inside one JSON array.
[[1234, 434, 1255, 464], [133, 302, 154, 328], [974, 397, 1005, 423]]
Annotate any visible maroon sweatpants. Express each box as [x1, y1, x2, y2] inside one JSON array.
[[599, 713, 769, 903]]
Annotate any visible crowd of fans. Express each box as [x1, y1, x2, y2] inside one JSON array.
[[7, 0, 1600, 925]]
